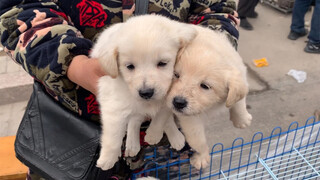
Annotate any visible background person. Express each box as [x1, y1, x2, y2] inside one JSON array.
[[237, 0, 259, 30], [288, 0, 320, 54]]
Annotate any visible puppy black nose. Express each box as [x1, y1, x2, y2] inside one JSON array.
[[139, 88, 154, 99], [173, 96, 188, 110]]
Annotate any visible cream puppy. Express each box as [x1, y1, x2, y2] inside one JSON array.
[[91, 15, 197, 170], [167, 25, 252, 170]]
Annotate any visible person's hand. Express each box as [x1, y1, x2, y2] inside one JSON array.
[[67, 55, 106, 95]]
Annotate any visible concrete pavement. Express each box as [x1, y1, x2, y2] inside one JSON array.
[[0, 51, 33, 137], [0, 3, 319, 151]]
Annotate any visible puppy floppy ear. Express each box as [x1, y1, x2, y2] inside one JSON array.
[[97, 47, 119, 78], [91, 23, 122, 78], [176, 24, 198, 48], [175, 24, 198, 61], [226, 70, 248, 108]]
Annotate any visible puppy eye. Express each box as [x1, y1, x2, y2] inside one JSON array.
[[200, 83, 210, 90], [157, 61, 167, 67], [126, 64, 135, 70], [174, 72, 180, 79]]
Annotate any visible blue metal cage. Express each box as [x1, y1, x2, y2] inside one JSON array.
[[132, 116, 320, 179]]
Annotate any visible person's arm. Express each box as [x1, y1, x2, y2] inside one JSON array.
[[67, 55, 106, 95], [0, 1, 103, 107], [189, 0, 240, 48]]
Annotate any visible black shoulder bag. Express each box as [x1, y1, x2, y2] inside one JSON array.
[[14, 81, 112, 180]]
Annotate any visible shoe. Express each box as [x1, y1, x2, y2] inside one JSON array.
[[247, 11, 258, 18], [304, 41, 320, 54], [240, 18, 253, 30], [287, 29, 308, 40]]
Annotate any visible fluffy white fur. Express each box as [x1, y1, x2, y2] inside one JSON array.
[[137, 177, 159, 180], [91, 15, 197, 170], [166, 25, 252, 170]]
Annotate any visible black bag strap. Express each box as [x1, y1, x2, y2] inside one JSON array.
[[135, 0, 149, 15]]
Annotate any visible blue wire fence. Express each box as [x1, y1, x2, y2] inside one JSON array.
[[132, 116, 320, 179]]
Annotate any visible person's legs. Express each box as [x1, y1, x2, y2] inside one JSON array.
[[238, 0, 259, 30], [290, 0, 313, 34], [305, 1, 320, 53], [247, 0, 259, 18], [308, 1, 320, 43], [237, 0, 258, 17]]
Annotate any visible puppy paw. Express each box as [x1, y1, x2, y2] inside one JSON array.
[[190, 152, 210, 170], [144, 131, 163, 145], [168, 132, 185, 151], [125, 143, 140, 157], [96, 150, 120, 170], [231, 113, 252, 129]]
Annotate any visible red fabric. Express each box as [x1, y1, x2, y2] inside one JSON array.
[[84, 94, 100, 114], [191, 16, 204, 25], [50, 9, 68, 20], [76, 0, 107, 28], [140, 131, 149, 146]]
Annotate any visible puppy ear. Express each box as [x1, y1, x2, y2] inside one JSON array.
[[99, 47, 119, 78], [177, 24, 198, 48], [176, 44, 187, 63], [226, 71, 248, 108], [91, 24, 122, 78], [175, 24, 197, 62]]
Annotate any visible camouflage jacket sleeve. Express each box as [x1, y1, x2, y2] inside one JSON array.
[[0, 0, 92, 111], [189, 0, 239, 48]]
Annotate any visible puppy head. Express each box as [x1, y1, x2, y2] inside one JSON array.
[[167, 28, 248, 115], [92, 15, 197, 101]]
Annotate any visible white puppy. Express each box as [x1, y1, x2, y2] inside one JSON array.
[[166, 25, 252, 170], [91, 15, 197, 170]]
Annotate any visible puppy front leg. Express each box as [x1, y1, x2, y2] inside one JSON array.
[[229, 98, 252, 129], [178, 116, 210, 170], [145, 110, 185, 150], [163, 115, 185, 151], [144, 108, 169, 145], [125, 115, 145, 157], [97, 115, 128, 170]]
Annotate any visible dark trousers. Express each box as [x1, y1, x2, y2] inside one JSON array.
[[291, 0, 320, 43], [237, 0, 259, 18]]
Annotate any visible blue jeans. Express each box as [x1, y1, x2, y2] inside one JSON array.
[[290, 0, 320, 43]]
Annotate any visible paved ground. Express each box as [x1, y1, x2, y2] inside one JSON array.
[[0, 3, 319, 151]]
